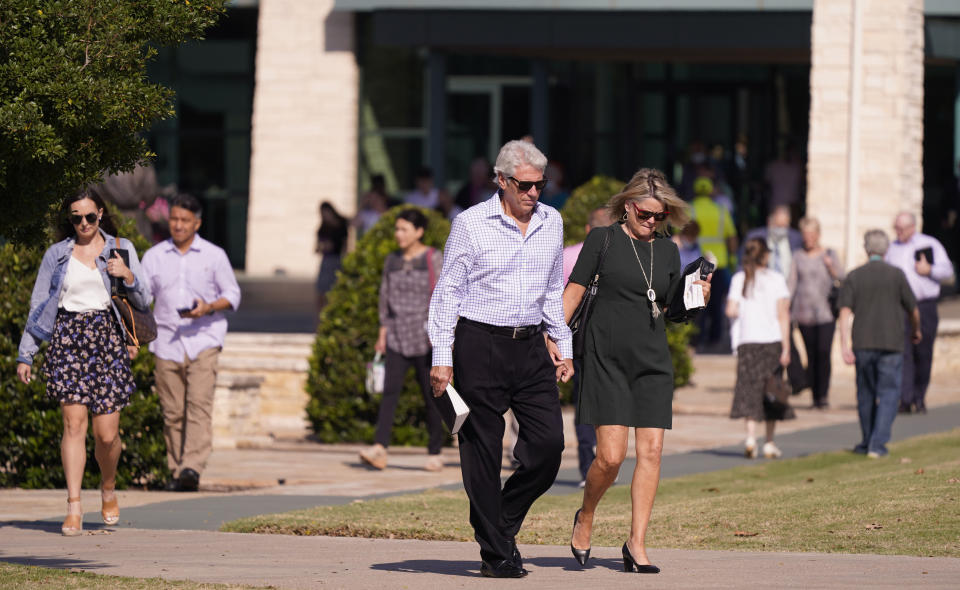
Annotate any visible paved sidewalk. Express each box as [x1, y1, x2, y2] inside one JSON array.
[[2, 526, 958, 589]]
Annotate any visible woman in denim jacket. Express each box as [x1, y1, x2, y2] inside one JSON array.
[[16, 191, 150, 536]]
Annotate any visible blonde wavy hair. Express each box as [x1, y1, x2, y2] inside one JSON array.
[[606, 168, 690, 234]]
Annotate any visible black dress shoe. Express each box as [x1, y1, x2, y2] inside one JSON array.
[[163, 478, 182, 492], [622, 542, 659, 574], [510, 539, 522, 568], [481, 559, 528, 578], [179, 468, 200, 492], [570, 508, 591, 566]]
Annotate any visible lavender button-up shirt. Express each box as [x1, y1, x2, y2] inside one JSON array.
[[885, 233, 954, 301], [141, 235, 241, 363], [428, 194, 572, 367]]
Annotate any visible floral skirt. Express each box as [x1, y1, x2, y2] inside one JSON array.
[[43, 309, 135, 415], [730, 342, 796, 422]]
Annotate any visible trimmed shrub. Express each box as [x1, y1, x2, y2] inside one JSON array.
[[560, 176, 695, 388], [0, 210, 170, 489], [306, 207, 451, 445]]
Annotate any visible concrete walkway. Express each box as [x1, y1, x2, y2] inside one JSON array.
[[2, 526, 958, 589]]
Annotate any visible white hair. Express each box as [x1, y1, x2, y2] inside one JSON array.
[[864, 229, 890, 256], [493, 140, 547, 179]]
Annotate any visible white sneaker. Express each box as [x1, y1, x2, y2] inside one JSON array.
[[762, 442, 782, 459], [744, 437, 757, 459], [424, 455, 444, 472]]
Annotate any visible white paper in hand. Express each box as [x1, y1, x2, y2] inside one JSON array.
[[438, 383, 470, 434], [683, 271, 706, 310]]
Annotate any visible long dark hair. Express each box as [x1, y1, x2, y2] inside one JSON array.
[[741, 237, 770, 297], [56, 190, 119, 241]]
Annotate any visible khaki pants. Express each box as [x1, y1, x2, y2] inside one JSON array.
[[155, 347, 220, 477]]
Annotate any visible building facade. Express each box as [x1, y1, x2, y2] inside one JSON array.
[[149, 0, 960, 276]]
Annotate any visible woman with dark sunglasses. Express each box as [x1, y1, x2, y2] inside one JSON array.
[[562, 169, 710, 573], [16, 191, 150, 536]]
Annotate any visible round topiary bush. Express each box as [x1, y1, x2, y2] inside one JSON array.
[[560, 176, 695, 388], [306, 206, 451, 445], [0, 209, 171, 489]]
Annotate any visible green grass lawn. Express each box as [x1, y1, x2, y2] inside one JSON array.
[[0, 562, 263, 590], [222, 429, 960, 557]]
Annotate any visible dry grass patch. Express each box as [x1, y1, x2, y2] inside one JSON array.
[[0, 562, 262, 590], [222, 429, 960, 556]]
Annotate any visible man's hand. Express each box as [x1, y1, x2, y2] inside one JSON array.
[[915, 253, 932, 277], [842, 347, 855, 365], [375, 328, 387, 355], [556, 358, 574, 383], [430, 365, 453, 397], [779, 347, 790, 367], [912, 329, 923, 345], [544, 334, 563, 367], [185, 299, 212, 319]]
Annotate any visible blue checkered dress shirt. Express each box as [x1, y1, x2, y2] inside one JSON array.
[[428, 193, 573, 366]]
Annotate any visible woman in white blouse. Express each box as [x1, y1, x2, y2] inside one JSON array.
[[726, 237, 795, 459], [17, 191, 150, 536]]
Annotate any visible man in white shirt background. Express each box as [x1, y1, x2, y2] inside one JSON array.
[[885, 212, 954, 414]]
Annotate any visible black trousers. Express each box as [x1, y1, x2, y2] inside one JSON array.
[[373, 348, 443, 455], [901, 299, 939, 411], [798, 321, 836, 406], [453, 320, 564, 564]]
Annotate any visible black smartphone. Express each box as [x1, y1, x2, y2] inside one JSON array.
[[108, 248, 130, 294], [177, 302, 197, 317], [698, 258, 716, 280]]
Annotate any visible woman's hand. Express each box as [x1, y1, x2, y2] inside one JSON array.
[[106, 251, 135, 285], [126, 345, 139, 360], [16, 362, 32, 384], [375, 327, 387, 354], [696, 272, 713, 305]]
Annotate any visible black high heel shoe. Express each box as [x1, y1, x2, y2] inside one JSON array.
[[570, 508, 591, 566], [621, 542, 660, 574]]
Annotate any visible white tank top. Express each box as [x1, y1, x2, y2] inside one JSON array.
[[59, 256, 110, 312]]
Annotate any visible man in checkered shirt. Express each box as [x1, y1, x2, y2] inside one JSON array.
[[428, 140, 574, 578]]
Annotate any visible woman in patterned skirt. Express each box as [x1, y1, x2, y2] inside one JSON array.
[[727, 237, 795, 459], [17, 191, 150, 536]]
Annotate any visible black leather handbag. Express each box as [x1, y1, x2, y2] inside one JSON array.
[[568, 227, 612, 358]]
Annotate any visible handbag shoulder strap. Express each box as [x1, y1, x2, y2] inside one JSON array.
[[589, 225, 614, 285]]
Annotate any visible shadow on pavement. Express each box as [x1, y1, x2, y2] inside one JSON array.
[[0, 520, 112, 534], [370, 559, 479, 577], [0, 555, 109, 570]]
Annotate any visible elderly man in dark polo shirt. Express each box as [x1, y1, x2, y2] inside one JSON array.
[[838, 229, 920, 459]]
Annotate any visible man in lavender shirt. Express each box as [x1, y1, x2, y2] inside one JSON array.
[[141, 193, 241, 491], [886, 212, 954, 414]]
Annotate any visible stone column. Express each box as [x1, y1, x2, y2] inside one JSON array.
[[807, 0, 924, 267], [246, 0, 358, 277]]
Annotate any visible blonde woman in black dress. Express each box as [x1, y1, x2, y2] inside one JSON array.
[[563, 169, 710, 573]]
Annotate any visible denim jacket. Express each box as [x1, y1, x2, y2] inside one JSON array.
[[17, 231, 151, 366]]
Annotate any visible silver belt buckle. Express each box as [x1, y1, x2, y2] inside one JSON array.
[[512, 326, 519, 339]]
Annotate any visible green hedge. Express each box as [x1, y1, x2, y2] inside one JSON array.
[[560, 176, 694, 388], [0, 211, 170, 489], [306, 207, 451, 445]]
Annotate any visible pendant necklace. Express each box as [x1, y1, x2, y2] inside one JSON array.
[[626, 229, 660, 319]]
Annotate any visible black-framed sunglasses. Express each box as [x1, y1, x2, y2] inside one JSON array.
[[508, 176, 548, 192], [70, 213, 99, 225], [632, 203, 669, 222]]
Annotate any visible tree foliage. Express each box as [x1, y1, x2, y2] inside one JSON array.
[[0, 0, 227, 244]]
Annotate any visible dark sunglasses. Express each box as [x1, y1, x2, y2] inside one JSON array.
[[632, 203, 669, 222], [508, 176, 548, 192], [69, 213, 99, 225]]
